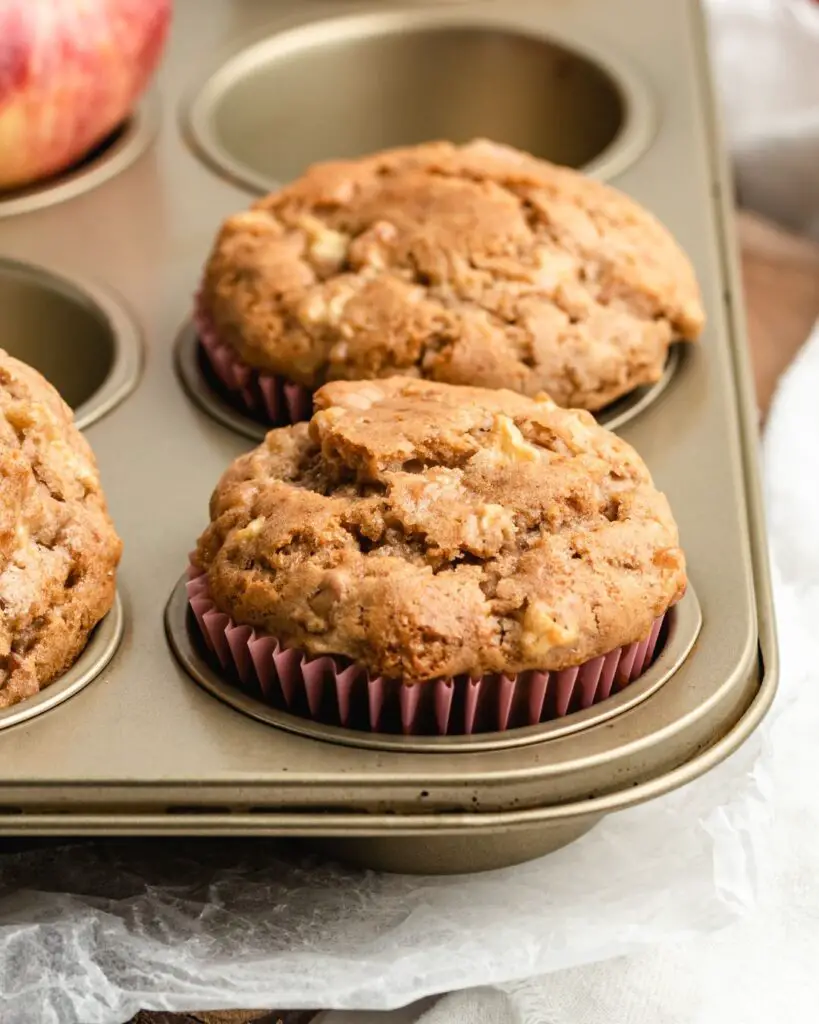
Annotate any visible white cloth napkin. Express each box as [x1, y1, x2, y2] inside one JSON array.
[[709, 0, 819, 239], [318, 314, 819, 1023]]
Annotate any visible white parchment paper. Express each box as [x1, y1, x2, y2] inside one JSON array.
[[0, 708, 775, 1024]]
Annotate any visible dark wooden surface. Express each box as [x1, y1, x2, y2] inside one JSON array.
[[118, 211, 819, 1024], [739, 212, 819, 419]]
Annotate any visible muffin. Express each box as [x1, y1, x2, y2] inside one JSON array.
[[188, 377, 686, 736], [0, 351, 122, 708], [196, 138, 705, 426]]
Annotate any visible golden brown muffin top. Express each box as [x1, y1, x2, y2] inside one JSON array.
[[195, 377, 686, 682], [202, 139, 704, 410], [0, 351, 122, 707]]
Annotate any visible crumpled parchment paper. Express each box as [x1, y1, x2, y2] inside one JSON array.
[[0, 712, 773, 1024]]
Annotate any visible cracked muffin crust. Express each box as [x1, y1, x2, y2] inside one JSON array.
[[194, 378, 686, 683], [200, 139, 705, 412], [0, 352, 122, 708]]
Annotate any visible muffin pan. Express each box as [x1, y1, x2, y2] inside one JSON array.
[[0, 0, 776, 874], [0, 98, 159, 220]]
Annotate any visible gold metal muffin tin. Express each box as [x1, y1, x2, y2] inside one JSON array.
[[0, 0, 777, 874]]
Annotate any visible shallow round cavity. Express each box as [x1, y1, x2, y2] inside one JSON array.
[[0, 594, 123, 732], [183, 11, 653, 192], [0, 259, 142, 430], [0, 98, 159, 219], [165, 576, 701, 754], [175, 318, 682, 443]]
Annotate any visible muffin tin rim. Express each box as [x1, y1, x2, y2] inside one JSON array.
[[165, 575, 702, 754], [0, 256, 144, 431], [179, 4, 656, 195]]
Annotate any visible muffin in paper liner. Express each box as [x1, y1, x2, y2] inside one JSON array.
[[186, 565, 666, 738], [197, 140, 705, 425], [194, 295, 312, 427], [193, 294, 679, 433]]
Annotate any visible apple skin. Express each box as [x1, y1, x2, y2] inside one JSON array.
[[0, 0, 171, 191]]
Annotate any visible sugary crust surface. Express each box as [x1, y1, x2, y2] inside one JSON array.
[[0, 352, 122, 708], [201, 139, 704, 411], [195, 378, 686, 682]]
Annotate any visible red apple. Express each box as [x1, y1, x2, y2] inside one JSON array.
[[0, 0, 171, 191]]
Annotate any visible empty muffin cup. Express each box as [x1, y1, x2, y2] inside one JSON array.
[[0, 258, 142, 429], [182, 12, 653, 192]]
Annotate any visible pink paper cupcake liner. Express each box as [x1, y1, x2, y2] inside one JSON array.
[[194, 293, 313, 426], [186, 565, 666, 737]]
